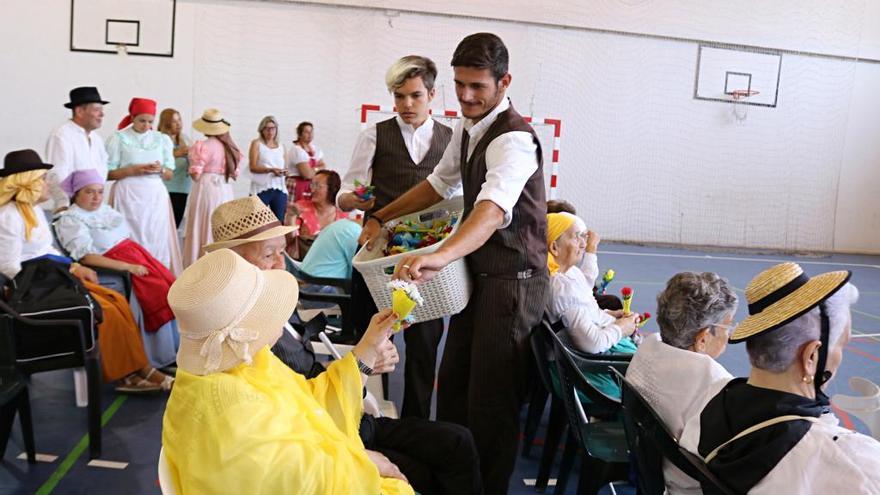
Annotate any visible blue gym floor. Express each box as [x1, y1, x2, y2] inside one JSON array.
[[2, 243, 878, 495]]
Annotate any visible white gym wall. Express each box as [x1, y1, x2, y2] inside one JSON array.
[[1, 0, 878, 253]]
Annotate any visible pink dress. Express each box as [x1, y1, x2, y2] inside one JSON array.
[[182, 138, 241, 267]]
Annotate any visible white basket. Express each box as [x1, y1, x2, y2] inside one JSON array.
[[353, 197, 473, 324]]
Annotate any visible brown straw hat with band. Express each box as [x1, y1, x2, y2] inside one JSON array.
[[203, 196, 295, 252], [730, 262, 851, 343]]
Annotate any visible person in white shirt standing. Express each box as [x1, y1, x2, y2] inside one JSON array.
[[363, 33, 549, 494], [45, 87, 110, 212], [248, 116, 288, 222], [338, 55, 452, 420]]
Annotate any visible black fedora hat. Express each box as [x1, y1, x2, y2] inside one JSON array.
[[63, 86, 109, 109], [1, 149, 53, 178]]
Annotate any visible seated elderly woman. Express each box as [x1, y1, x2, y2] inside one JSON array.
[[545, 212, 639, 398], [200, 196, 482, 495], [285, 169, 348, 260], [625, 272, 737, 493], [0, 150, 171, 392], [55, 169, 179, 367], [162, 249, 415, 494], [680, 263, 880, 494]]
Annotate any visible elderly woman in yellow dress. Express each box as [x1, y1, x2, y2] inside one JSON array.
[[680, 263, 880, 494], [162, 249, 413, 494]]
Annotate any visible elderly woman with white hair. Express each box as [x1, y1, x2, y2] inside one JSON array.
[[545, 212, 639, 399], [680, 263, 880, 494], [625, 271, 738, 493]]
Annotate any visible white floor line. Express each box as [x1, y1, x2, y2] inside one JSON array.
[[854, 309, 880, 321], [603, 250, 880, 270], [87, 459, 129, 469], [522, 478, 557, 487], [17, 452, 57, 463]]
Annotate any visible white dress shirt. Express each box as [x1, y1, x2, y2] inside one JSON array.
[[337, 116, 438, 207], [426, 97, 539, 228], [626, 334, 733, 494], [45, 120, 109, 210], [0, 202, 60, 278], [286, 143, 324, 177], [547, 256, 624, 354]]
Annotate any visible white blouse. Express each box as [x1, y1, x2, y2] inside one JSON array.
[[54, 204, 130, 261], [0, 202, 60, 278], [626, 334, 733, 494], [250, 142, 287, 195], [106, 127, 175, 172], [546, 254, 623, 354], [287, 143, 324, 178]]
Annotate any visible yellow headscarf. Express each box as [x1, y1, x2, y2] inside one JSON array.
[[0, 169, 47, 241], [547, 212, 576, 275]]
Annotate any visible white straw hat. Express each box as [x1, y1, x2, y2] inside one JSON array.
[[169, 249, 299, 375], [203, 196, 295, 252], [193, 108, 231, 136]]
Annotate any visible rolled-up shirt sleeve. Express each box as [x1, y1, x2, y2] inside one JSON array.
[[476, 131, 538, 228], [336, 126, 376, 207], [425, 126, 463, 199]]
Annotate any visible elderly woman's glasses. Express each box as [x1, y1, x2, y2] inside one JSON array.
[[309, 182, 327, 191], [711, 323, 736, 338]]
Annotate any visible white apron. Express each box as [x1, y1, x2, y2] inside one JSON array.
[[109, 175, 183, 276]]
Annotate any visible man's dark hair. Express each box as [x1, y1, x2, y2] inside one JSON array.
[[547, 199, 577, 215], [451, 33, 508, 81]]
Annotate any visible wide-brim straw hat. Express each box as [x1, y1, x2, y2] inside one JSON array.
[[730, 262, 850, 343], [203, 196, 295, 252], [193, 108, 231, 136], [169, 248, 299, 375]]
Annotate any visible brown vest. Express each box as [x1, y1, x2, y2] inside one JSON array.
[[461, 103, 547, 277], [368, 117, 452, 217]]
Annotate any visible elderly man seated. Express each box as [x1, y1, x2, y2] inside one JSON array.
[[199, 196, 482, 495], [625, 271, 738, 493], [680, 263, 880, 494]]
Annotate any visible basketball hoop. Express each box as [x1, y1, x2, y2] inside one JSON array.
[[730, 89, 759, 122]]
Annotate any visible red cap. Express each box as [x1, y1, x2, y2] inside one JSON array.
[[118, 97, 157, 129], [621, 287, 633, 296]]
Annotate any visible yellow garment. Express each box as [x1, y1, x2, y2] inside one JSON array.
[[546, 212, 576, 275], [162, 346, 414, 495], [0, 170, 46, 241]]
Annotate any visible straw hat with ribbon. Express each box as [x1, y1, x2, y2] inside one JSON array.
[[203, 196, 295, 252], [193, 108, 231, 136], [169, 248, 299, 375], [730, 262, 850, 343]]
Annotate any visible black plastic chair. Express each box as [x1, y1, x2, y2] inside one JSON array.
[[0, 315, 35, 464], [549, 325, 631, 495], [522, 319, 572, 493], [284, 253, 356, 344], [0, 297, 102, 460], [612, 368, 736, 495]]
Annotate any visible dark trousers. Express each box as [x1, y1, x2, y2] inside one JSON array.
[[168, 192, 188, 228], [351, 266, 444, 419], [362, 416, 483, 495], [257, 189, 288, 222], [437, 272, 549, 495]]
